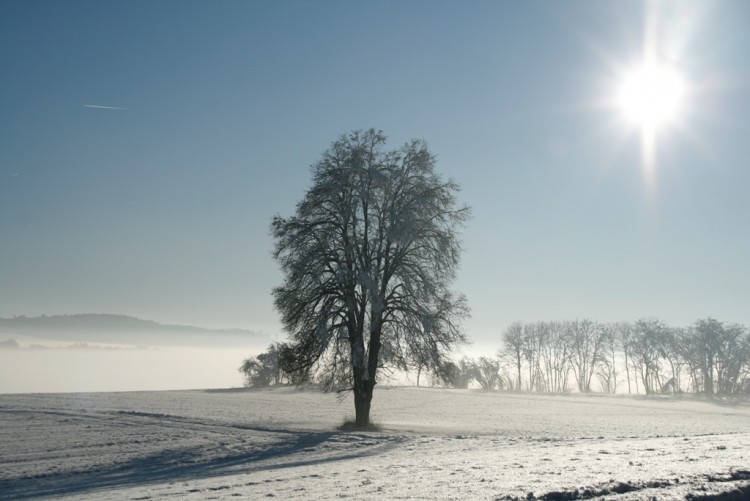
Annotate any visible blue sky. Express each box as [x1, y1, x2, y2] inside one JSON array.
[[1, 0, 749, 347]]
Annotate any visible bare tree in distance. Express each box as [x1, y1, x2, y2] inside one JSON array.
[[438, 358, 474, 389], [410, 342, 432, 387], [471, 356, 504, 390], [568, 319, 608, 393], [628, 318, 668, 394], [272, 129, 470, 428], [596, 325, 619, 394], [523, 322, 542, 391], [239, 342, 291, 387], [540, 321, 573, 393], [500, 321, 524, 391], [615, 322, 635, 394], [717, 323, 750, 393], [658, 327, 685, 394], [691, 318, 722, 395], [496, 318, 749, 395], [685, 318, 750, 394]]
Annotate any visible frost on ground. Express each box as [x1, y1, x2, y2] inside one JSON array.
[[1, 387, 748, 500]]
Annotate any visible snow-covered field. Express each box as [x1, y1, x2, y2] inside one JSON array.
[[1, 387, 748, 500]]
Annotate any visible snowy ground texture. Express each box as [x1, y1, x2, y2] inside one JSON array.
[[1, 387, 749, 500]]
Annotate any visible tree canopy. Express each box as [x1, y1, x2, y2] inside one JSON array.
[[272, 129, 470, 427]]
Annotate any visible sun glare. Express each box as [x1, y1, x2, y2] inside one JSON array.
[[614, 61, 689, 188], [618, 64, 686, 128]]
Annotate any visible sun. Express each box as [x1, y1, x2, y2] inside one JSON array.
[[614, 62, 688, 187], [618, 63, 686, 129]]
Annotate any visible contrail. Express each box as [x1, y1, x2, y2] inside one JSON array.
[[83, 104, 128, 110]]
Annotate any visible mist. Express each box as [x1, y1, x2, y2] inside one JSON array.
[[0, 344, 263, 394]]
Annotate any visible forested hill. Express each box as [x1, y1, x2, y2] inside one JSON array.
[[0, 314, 264, 347]]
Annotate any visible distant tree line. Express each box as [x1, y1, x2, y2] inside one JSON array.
[[490, 317, 749, 395], [242, 317, 750, 395], [384, 317, 750, 395]]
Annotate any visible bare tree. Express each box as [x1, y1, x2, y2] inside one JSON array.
[[718, 323, 750, 394], [272, 129, 470, 427], [529, 322, 550, 392], [500, 322, 524, 390], [239, 357, 271, 387], [615, 322, 634, 394], [659, 327, 687, 394], [691, 318, 722, 395], [435, 358, 474, 389], [494, 317, 748, 396], [409, 342, 433, 387], [568, 319, 608, 393], [471, 356, 504, 390], [522, 322, 542, 391], [630, 318, 668, 394], [239, 342, 290, 387], [596, 324, 618, 394], [684, 319, 750, 395], [537, 321, 572, 393]]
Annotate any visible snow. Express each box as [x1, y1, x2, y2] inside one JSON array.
[[1, 387, 748, 499]]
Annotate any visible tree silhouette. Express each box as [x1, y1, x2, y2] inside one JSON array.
[[272, 129, 469, 427]]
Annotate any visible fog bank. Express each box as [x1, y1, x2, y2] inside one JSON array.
[[0, 346, 260, 394]]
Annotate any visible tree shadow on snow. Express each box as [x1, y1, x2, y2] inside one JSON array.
[[1, 427, 393, 499]]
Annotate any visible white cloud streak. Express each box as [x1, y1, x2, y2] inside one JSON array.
[[83, 104, 128, 110]]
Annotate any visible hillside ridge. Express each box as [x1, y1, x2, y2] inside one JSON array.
[[0, 313, 256, 335], [0, 313, 263, 346]]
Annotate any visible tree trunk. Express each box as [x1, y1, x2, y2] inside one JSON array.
[[516, 361, 522, 391], [351, 310, 383, 429], [611, 348, 617, 394], [642, 366, 651, 394], [528, 363, 533, 391], [354, 378, 374, 427], [703, 367, 714, 395], [633, 362, 640, 394], [350, 328, 371, 427], [624, 349, 632, 394]]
